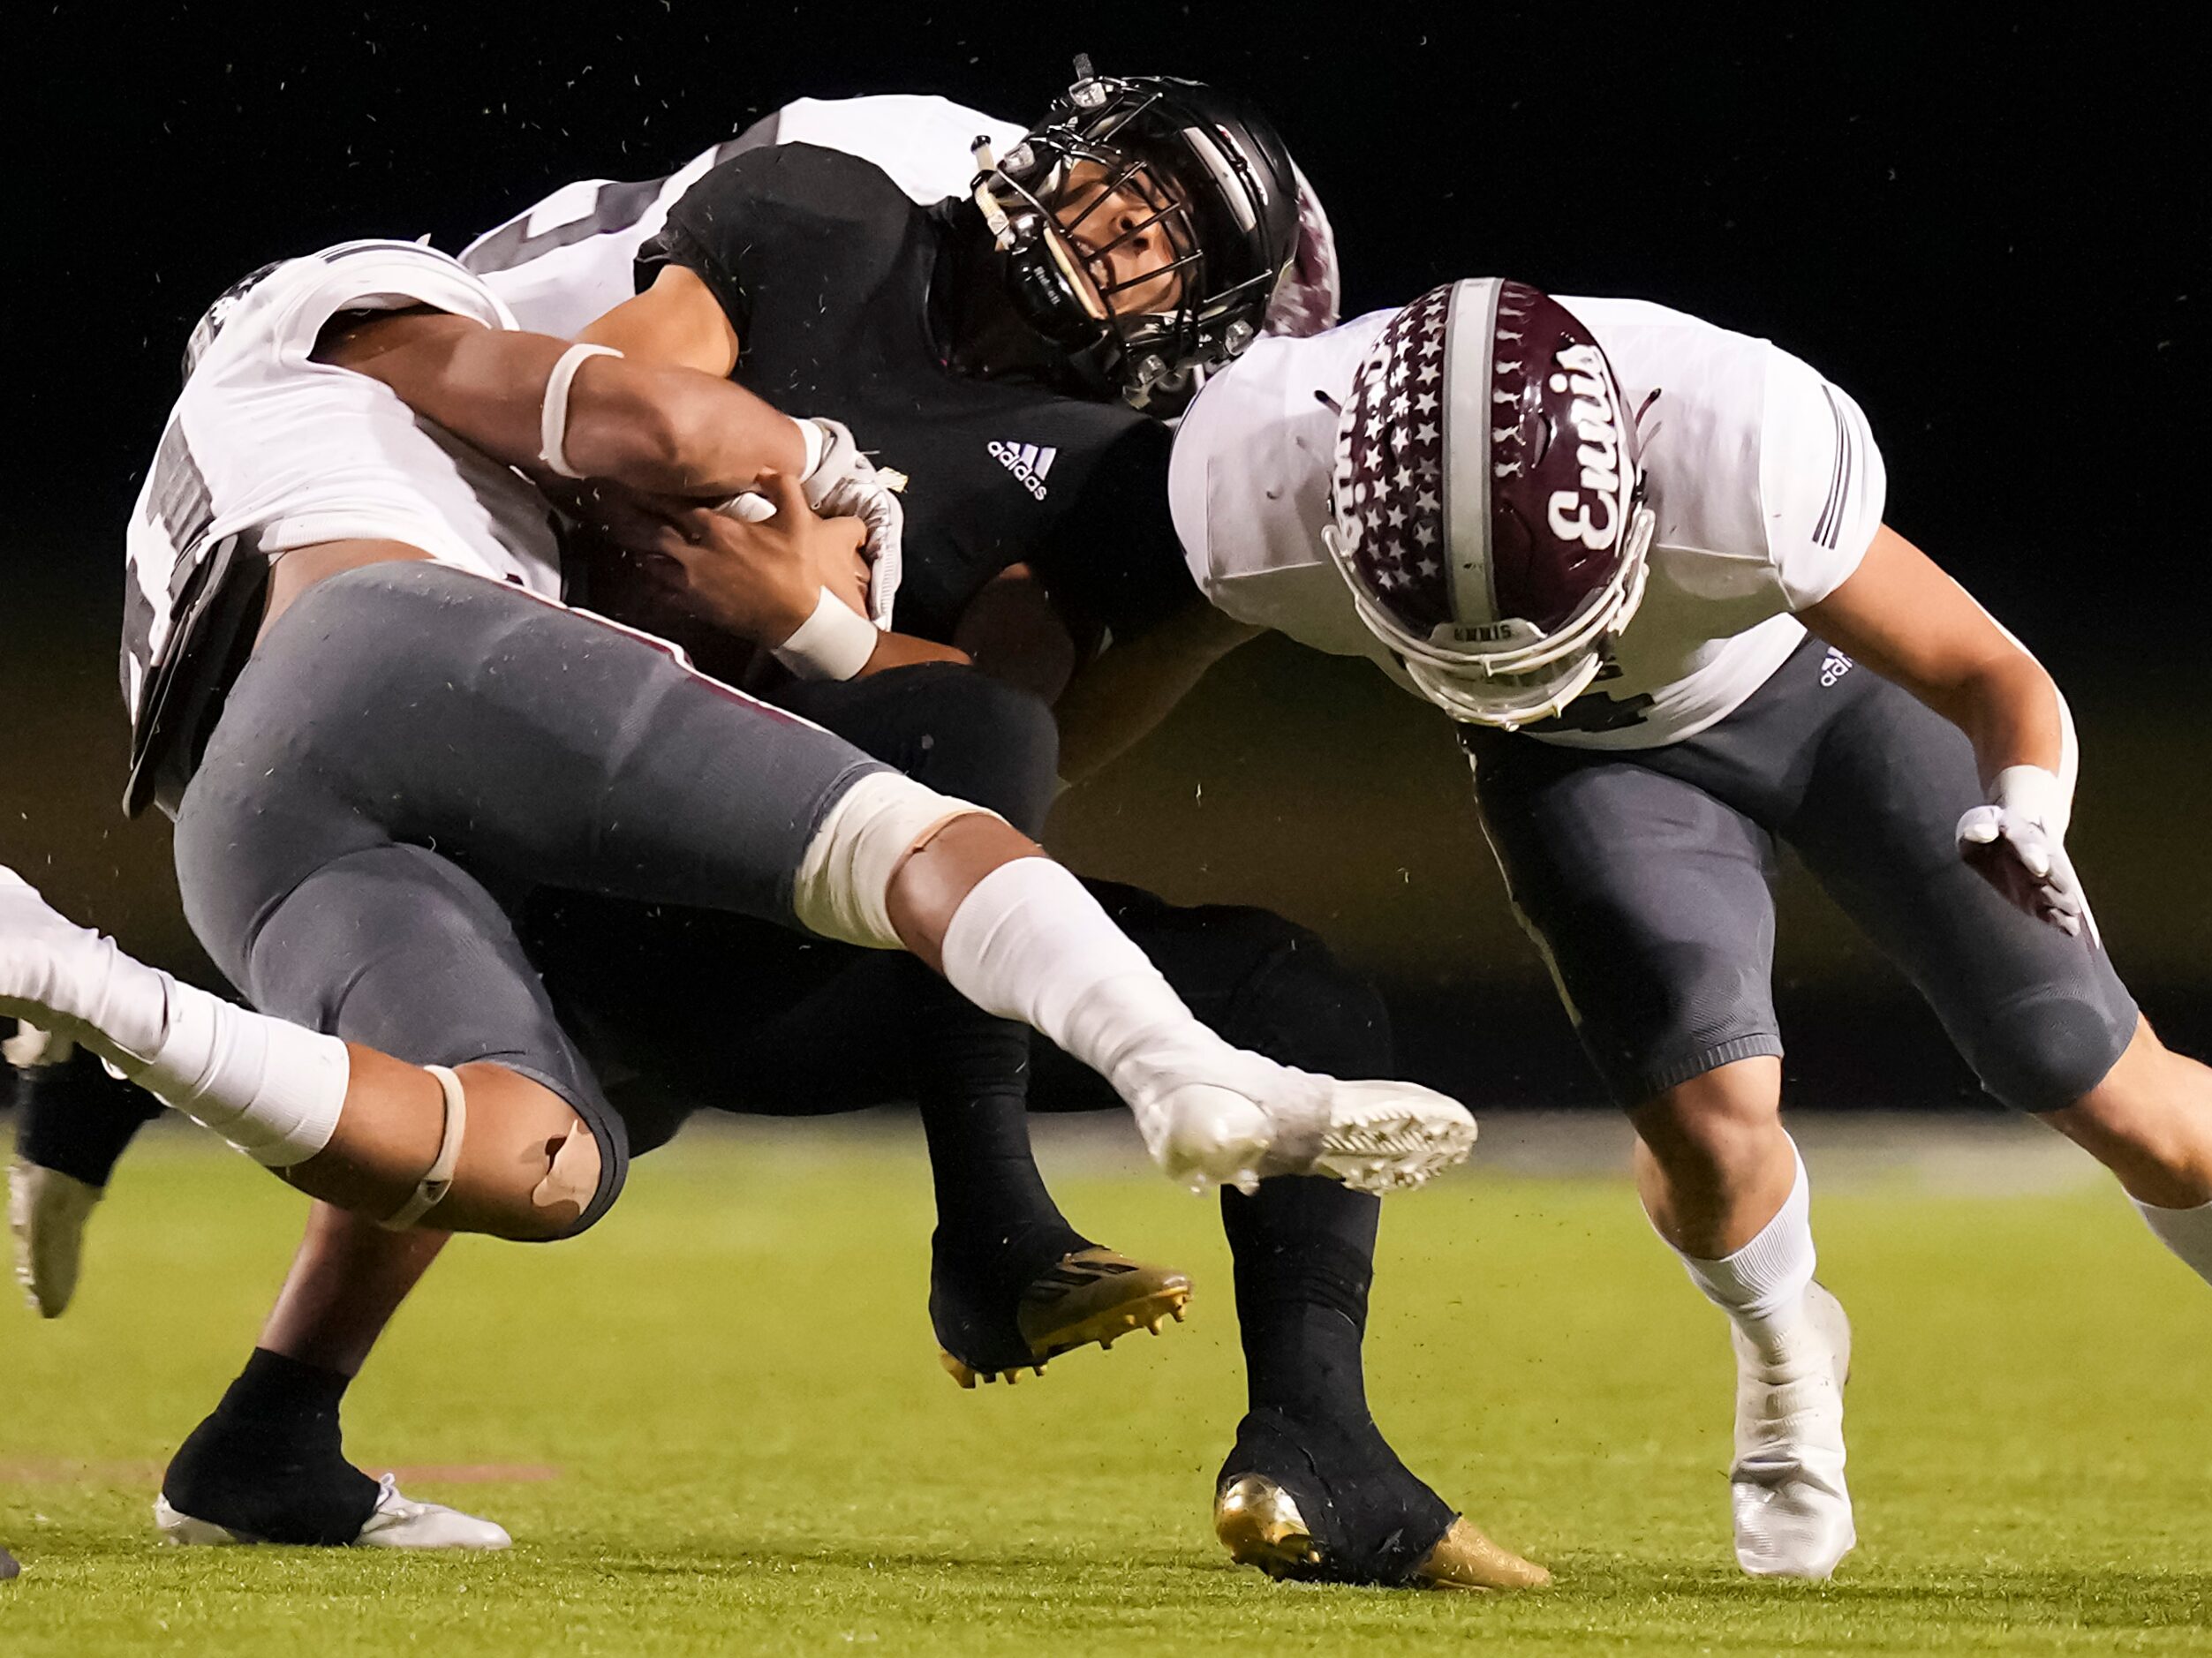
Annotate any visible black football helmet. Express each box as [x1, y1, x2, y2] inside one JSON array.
[[973, 57, 1302, 411]]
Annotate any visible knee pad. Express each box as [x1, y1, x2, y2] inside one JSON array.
[[1960, 991, 2133, 1113], [791, 771, 1000, 951]]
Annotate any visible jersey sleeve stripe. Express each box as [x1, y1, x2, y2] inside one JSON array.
[[1812, 382, 1849, 550]]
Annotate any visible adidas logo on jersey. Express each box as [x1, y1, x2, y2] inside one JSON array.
[[1819, 646, 1854, 687], [988, 440, 1057, 500]]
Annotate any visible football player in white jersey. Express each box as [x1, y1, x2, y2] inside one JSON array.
[[9, 94, 1035, 1328], [1171, 278, 2212, 1579], [4, 232, 1476, 1546]]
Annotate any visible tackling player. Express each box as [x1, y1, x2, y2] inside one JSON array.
[[1, 234, 1476, 1540], [1170, 276, 2212, 1579]]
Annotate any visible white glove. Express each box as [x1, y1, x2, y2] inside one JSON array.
[[1956, 765, 2097, 946], [796, 418, 903, 629], [713, 419, 906, 629]]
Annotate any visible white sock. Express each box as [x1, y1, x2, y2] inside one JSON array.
[[1668, 1142, 1816, 1367], [935, 857, 1271, 1157], [4, 875, 349, 1167], [2133, 1195, 2212, 1287]]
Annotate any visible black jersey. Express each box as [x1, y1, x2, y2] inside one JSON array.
[[640, 143, 1192, 644]]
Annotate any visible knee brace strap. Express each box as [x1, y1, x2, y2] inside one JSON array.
[[792, 771, 998, 950], [379, 1064, 466, 1231]]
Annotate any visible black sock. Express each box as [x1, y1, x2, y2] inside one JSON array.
[[909, 963, 1081, 1270], [1220, 1179, 1454, 1583], [910, 962, 1090, 1369], [11, 1051, 162, 1188], [1222, 1176, 1381, 1423], [162, 1348, 379, 1545]]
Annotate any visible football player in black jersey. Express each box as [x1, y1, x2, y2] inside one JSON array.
[[17, 69, 1544, 1590], [570, 65, 1541, 1592]]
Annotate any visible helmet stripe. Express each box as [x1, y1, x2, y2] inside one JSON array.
[[1443, 277, 1503, 631]]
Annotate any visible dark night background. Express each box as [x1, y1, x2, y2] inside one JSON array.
[[4, 4, 2204, 1110]]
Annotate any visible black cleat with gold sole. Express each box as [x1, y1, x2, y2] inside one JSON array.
[[1212, 1408, 1550, 1591], [936, 1246, 1193, 1389]]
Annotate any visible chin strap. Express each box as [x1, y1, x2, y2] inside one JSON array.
[[970, 139, 1015, 249], [379, 1065, 466, 1231]]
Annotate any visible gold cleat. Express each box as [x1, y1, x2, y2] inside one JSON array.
[[1215, 1473, 1324, 1573], [939, 1247, 1192, 1389], [1411, 1517, 1552, 1592], [1213, 1473, 1551, 1592]]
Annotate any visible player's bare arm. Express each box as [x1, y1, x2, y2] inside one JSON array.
[[639, 472, 966, 675], [953, 564, 1078, 703], [315, 305, 799, 492], [946, 565, 1258, 779]]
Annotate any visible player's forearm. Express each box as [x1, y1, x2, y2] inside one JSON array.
[[320, 312, 803, 496], [1924, 650, 2071, 794], [1799, 525, 2071, 797], [562, 360, 806, 498]]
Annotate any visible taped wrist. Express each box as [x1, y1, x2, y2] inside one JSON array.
[[378, 1065, 466, 1230], [771, 589, 880, 682], [538, 343, 623, 479], [791, 771, 995, 949]]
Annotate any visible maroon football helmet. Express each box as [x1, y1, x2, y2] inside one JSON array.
[[1324, 279, 1655, 727]]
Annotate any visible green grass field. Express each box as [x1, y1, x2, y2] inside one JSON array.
[[3, 1120, 2208, 1654]]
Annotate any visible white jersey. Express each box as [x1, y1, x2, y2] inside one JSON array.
[[122, 240, 562, 722], [460, 94, 1024, 338], [1172, 298, 1887, 748]]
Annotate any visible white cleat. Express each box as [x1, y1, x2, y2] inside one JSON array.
[[1145, 1066, 1477, 1197], [9, 1158, 102, 1318], [155, 1474, 512, 1550], [1292, 1078, 1480, 1195], [1729, 1280, 1854, 1579]]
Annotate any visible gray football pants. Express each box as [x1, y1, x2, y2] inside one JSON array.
[[1465, 635, 2139, 1112], [170, 561, 889, 1228]]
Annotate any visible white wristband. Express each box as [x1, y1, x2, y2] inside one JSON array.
[[1989, 763, 2071, 838], [771, 588, 880, 682], [538, 343, 623, 479]]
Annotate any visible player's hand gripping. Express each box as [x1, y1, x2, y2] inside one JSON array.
[[1956, 764, 2098, 946], [639, 471, 872, 648], [794, 417, 904, 625]]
